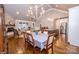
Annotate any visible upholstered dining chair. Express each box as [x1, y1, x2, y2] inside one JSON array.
[[26, 33, 35, 53], [44, 34, 55, 54], [43, 31, 48, 34]]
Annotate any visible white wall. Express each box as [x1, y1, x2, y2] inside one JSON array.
[[40, 18, 55, 30], [68, 6, 79, 46]]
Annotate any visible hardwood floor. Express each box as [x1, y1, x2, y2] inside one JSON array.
[[4, 34, 79, 54]]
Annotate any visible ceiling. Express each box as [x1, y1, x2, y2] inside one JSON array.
[[50, 4, 79, 11], [4, 4, 79, 20]]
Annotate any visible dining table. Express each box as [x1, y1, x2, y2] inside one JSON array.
[[32, 32, 48, 50]]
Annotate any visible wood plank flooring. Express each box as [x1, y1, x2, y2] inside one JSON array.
[[4, 34, 79, 54]]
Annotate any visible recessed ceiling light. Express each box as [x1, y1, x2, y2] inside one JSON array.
[[35, 5, 38, 8], [55, 5, 58, 7], [47, 18, 53, 21], [26, 14, 29, 16], [29, 6, 32, 10], [16, 11, 20, 15]]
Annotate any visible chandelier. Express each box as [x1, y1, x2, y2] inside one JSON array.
[[26, 5, 45, 21]]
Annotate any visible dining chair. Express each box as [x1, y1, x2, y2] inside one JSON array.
[[26, 33, 35, 53], [26, 30, 31, 34], [44, 34, 55, 54], [18, 31, 24, 39], [43, 31, 48, 34]]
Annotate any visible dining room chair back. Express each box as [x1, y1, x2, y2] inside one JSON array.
[[45, 34, 55, 53], [28, 34, 34, 47], [43, 31, 48, 34], [27, 33, 35, 53]]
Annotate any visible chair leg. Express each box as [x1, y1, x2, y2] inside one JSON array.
[[39, 49, 42, 54], [45, 49, 48, 54], [25, 42, 27, 49], [33, 47, 35, 54], [52, 44, 54, 54], [46, 50, 48, 54], [52, 47, 53, 54]]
